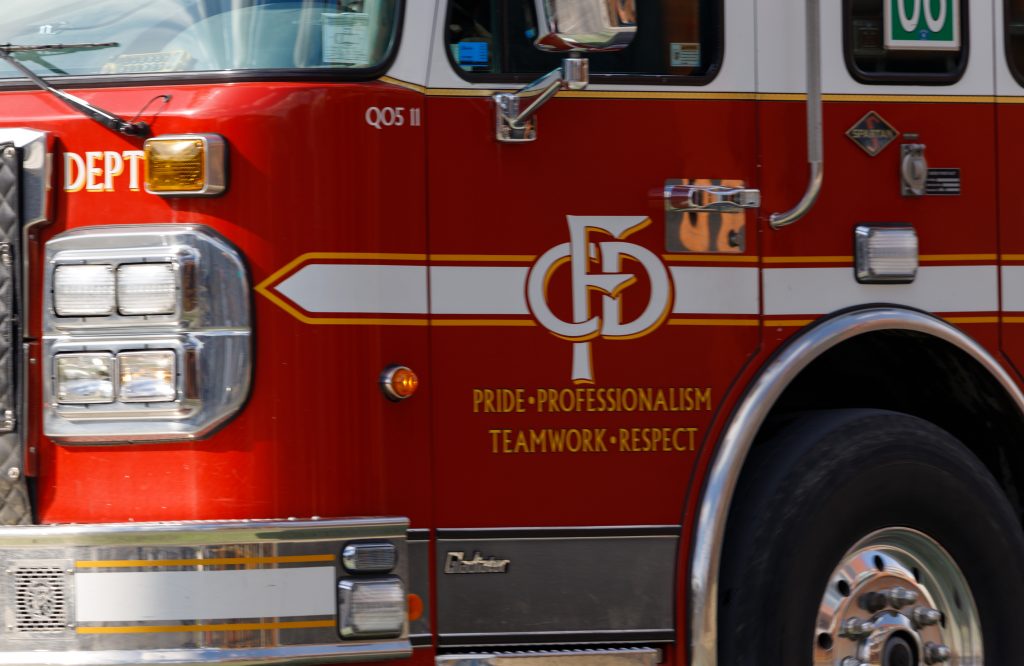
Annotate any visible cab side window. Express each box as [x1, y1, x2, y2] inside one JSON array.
[[1007, 0, 1024, 84], [446, 0, 721, 83], [844, 0, 967, 84]]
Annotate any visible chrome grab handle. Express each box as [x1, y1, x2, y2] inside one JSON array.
[[664, 183, 761, 213], [769, 0, 823, 229]]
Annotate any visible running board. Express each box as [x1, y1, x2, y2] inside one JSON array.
[[436, 648, 661, 665]]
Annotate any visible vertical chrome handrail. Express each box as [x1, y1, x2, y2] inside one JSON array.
[[769, 0, 823, 229]]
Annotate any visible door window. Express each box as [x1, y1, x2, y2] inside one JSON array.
[[1006, 0, 1024, 84], [446, 0, 721, 83], [844, 0, 967, 84]]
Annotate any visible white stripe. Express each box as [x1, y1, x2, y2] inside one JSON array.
[[763, 266, 998, 315], [277, 263, 761, 317], [1002, 266, 1024, 311], [75, 567, 335, 622], [276, 264, 427, 314], [670, 267, 759, 315], [430, 266, 530, 315]]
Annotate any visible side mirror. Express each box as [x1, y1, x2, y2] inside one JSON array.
[[494, 0, 637, 143], [533, 0, 637, 53]]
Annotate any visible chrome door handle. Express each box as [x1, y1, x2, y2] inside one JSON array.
[[664, 183, 761, 213]]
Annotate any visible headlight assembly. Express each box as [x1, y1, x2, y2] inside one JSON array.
[[43, 225, 250, 444]]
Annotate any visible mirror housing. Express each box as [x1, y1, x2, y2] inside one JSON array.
[[533, 0, 638, 53]]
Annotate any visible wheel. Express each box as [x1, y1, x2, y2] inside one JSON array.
[[718, 409, 1024, 665]]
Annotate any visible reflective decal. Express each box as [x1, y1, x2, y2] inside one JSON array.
[[526, 216, 672, 383], [63, 150, 145, 192], [846, 111, 900, 157]]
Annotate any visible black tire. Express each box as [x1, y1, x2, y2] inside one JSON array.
[[718, 409, 1024, 665]]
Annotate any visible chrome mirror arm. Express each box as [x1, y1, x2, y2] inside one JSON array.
[[769, 0, 822, 229], [506, 67, 565, 130], [494, 56, 588, 143]]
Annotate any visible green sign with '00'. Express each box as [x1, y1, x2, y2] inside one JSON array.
[[885, 0, 960, 51]]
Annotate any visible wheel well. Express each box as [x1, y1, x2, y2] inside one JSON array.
[[754, 328, 1024, 523]]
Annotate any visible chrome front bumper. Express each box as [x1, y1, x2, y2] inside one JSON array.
[[0, 518, 410, 665]]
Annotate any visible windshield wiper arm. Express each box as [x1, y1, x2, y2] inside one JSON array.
[[0, 43, 150, 138]]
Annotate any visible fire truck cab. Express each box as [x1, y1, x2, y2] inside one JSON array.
[[0, 1, 1023, 665]]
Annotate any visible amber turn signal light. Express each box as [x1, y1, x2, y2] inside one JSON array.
[[381, 365, 418, 401], [144, 134, 226, 196]]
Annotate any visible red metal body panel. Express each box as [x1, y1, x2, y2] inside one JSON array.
[[426, 95, 760, 527], [12, 82, 433, 527], [759, 99, 1000, 354]]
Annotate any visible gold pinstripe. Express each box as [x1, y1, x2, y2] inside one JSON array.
[[378, 76, 1019, 103]]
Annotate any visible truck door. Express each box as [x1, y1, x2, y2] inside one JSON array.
[[758, 1, 995, 346], [424, 0, 760, 650]]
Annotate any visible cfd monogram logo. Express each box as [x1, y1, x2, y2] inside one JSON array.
[[527, 216, 671, 383]]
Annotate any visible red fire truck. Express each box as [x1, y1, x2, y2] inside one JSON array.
[[0, 0, 1022, 665]]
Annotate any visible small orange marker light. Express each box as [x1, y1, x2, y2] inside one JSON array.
[[407, 593, 424, 622], [381, 365, 419, 401]]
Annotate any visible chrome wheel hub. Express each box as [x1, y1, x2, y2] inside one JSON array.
[[814, 528, 982, 666]]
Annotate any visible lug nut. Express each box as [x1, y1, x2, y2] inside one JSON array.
[[912, 606, 942, 627], [840, 617, 875, 639], [858, 591, 887, 613], [886, 586, 918, 608], [925, 642, 951, 664], [841, 658, 866, 666]]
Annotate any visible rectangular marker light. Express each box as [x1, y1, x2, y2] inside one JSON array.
[[54, 265, 116, 316], [855, 225, 919, 284], [337, 577, 405, 639], [117, 263, 178, 315], [144, 134, 226, 196], [118, 351, 177, 403], [342, 543, 398, 573], [56, 353, 115, 404]]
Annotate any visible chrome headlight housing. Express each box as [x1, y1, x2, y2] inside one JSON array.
[[43, 225, 251, 444]]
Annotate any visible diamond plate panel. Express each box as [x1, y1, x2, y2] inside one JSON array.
[[0, 144, 31, 525]]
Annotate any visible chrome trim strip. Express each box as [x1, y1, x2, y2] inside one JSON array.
[[689, 307, 1024, 666], [0, 516, 406, 546], [0, 517, 412, 665], [436, 525, 680, 539], [769, 0, 822, 229], [407, 531, 431, 639], [0, 642, 411, 666], [435, 647, 661, 666], [438, 629, 673, 644]]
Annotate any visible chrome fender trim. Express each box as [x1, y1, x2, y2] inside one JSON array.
[[689, 307, 1024, 666]]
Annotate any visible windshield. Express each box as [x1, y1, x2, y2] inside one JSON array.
[[0, 0, 399, 78]]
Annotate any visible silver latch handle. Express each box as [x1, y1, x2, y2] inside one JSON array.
[[665, 184, 761, 213]]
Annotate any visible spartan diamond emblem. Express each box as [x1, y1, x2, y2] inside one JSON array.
[[846, 111, 900, 157]]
